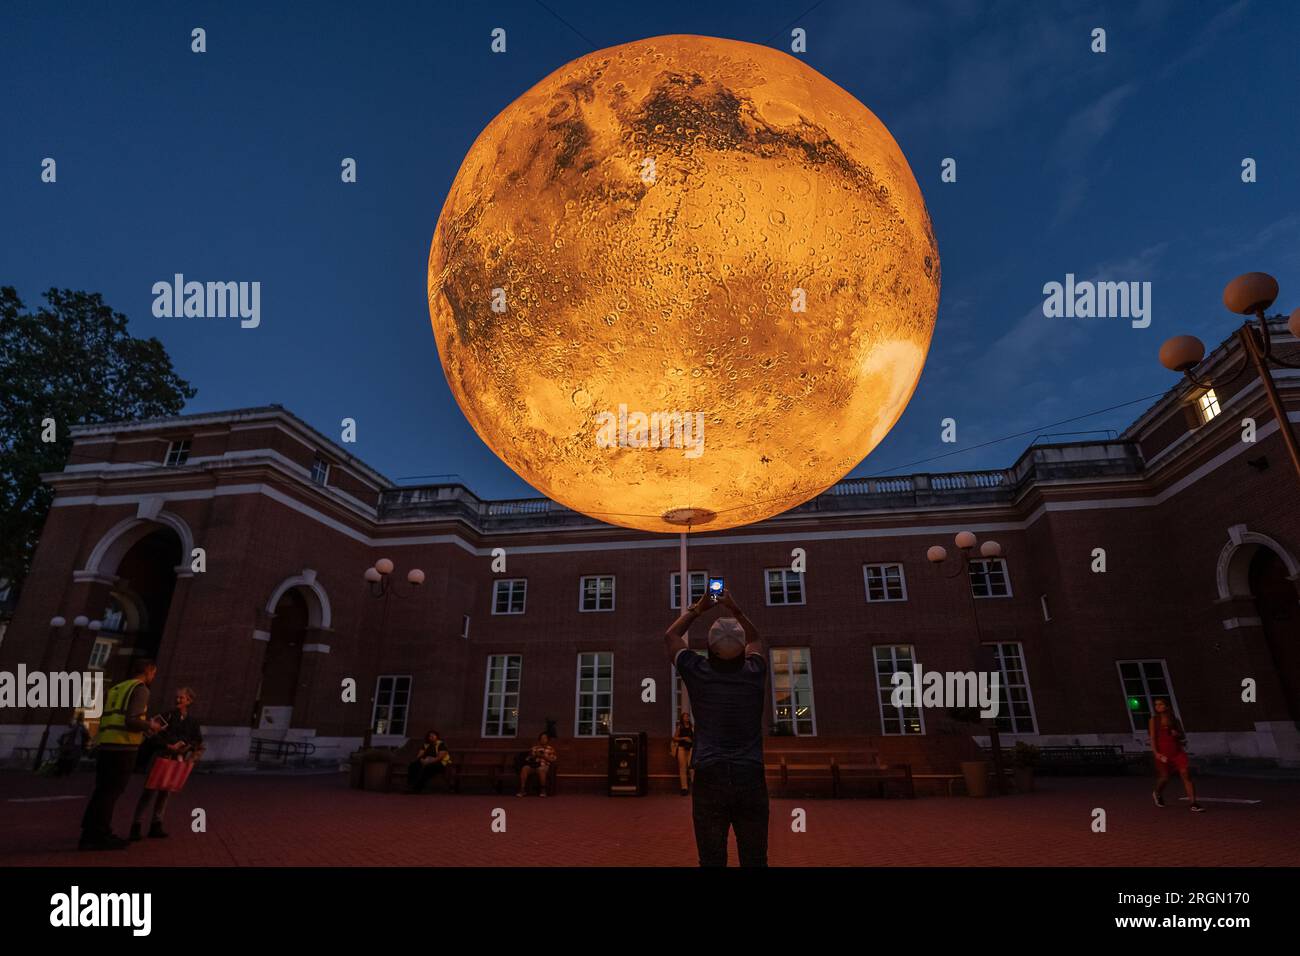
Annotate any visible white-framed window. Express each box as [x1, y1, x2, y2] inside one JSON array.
[[770, 648, 816, 736], [579, 575, 615, 612], [670, 650, 707, 730], [460, 614, 471, 640], [670, 571, 708, 609], [864, 563, 907, 602], [372, 675, 412, 736], [765, 568, 805, 605], [492, 579, 527, 615], [575, 652, 613, 736], [1117, 660, 1179, 734], [310, 456, 330, 486], [164, 439, 191, 467], [482, 655, 522, 737], [873, 645, 925, 735], [1198, 388, 1222, 423], [88, 639, 115, 671], [986, 642, 1038, 734], [969, 558, 1012, 598]]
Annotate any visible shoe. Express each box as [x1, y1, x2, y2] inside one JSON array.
[[516, 791, 525, 797], [1190, 803, 1205, 813], [129, 822, 143, 841], [1152, 792, 1165, 808], [148, 822, 168, 838], [680, 788, 689, 796]]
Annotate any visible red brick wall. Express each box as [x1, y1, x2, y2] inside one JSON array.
[[4, 384, 1297, 756]]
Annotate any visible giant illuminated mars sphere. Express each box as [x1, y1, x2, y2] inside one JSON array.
[[429, 35, 939, 533]]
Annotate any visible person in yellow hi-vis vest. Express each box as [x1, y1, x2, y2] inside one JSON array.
[[79, 658, 162, 851]]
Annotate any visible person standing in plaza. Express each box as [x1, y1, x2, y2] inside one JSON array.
[[672, 711, 695, 796], [130, 685, 204, 839], [1150, 697, 1203, 812], [664, 588, 768, 866], [79, 658, 162, 850]]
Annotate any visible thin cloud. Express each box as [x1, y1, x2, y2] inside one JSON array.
[[1051, 83, 1138, 226]]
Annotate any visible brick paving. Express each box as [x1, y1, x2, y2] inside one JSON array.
[[3, 769, 1298, 867]]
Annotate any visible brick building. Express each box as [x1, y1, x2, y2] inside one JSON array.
[[1, 321, 1297, 768]]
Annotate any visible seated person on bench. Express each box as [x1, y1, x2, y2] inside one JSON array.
[[407, 731, 457, 793], [517, 732, 557, 797]]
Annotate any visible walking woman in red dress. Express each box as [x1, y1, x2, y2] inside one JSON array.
[[1149, 698, 1203, 812]]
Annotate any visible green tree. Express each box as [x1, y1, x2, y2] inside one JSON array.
[[0, 287, 196, 603]]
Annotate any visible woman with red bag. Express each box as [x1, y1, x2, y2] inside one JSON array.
[[130, 687, 204, 840]]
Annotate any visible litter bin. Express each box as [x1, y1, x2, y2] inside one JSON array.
[[608, 731, 647, 796]]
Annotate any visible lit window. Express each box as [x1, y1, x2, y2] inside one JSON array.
[[670, 571, 708, 609], [864, 563, 907, 602], [770, 648, 816, 736], [765, 568, 805, 605], [372, 675, 412, 736], [101, 596, 128, 634], [579, 575, 615, 612], [575, 652, 613, 736], [482, 655, 522, 737], [874, 645, 924, 735], [310, 456, 330, 486], [1198, 389, 1221, 423], [986, 642, 1038, 734], [164, 439, 191, 466], [492, 579, 527, 615], [88, 639, 115, 671], [969, 558, 1012, 598]]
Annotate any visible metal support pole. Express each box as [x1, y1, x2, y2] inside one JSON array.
[[1241, 323, 1300, 484], [678, 532, 690, 715]]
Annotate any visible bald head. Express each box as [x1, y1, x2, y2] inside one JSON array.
[[707, 617, 746, 660]]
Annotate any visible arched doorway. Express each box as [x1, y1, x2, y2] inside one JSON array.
[[1250, 547, 1300, 724], [254, 589, 309, 733], [111, 527, 182, 668]]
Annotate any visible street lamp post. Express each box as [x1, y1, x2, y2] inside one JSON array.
[[1159, 272, 1300, 483], [926, 532, 1007, 795], [360, 558, 424, 748], [32, 615, 101, 770]]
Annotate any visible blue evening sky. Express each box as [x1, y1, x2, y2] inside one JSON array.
[[4, 0, 1298, 498]]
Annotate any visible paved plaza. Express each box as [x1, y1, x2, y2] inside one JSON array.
[[2, 768, 1298, 867]]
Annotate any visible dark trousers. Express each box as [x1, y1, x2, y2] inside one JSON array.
[[407, 759, 451, 792], [691, 761, 769, 867], [80, 747, 138, 841], [133, 785, 172, 825]]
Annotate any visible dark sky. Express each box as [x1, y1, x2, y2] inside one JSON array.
[[4, 0, 1298, 498]]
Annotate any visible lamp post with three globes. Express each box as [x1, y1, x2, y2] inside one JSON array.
[[926, 532, 1007, 796], [360, 558, 424, 747], [32, 614, 103, 770]]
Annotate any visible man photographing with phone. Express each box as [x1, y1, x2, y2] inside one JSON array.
[[664, 581, 769, 867]]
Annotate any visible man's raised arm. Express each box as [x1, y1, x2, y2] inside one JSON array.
[[665, 591, 714, 662], [719, 593, 763, 657]]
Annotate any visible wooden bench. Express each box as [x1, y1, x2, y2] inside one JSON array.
[[984, 744, 1128, 776], [834, 760, 914, 799], [763, 750, 912, 798]]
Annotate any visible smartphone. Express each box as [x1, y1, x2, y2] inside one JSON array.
[[708, 577, 725, 601], [153, 715, 169, 730]]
